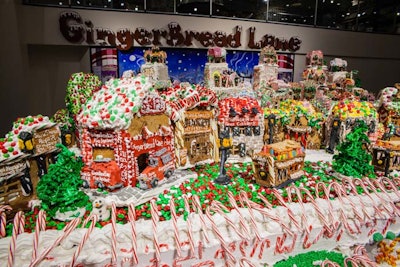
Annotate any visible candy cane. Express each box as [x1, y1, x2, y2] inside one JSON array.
[[298, 187, 334, 238], [258, 239, 270, 259], [331, 182, 364, 227], [183, 195, 195, 257], [70, 214, 97, 267], [239, 257, 257, 267], [327, 182, 359, 235], [320, 260, 340, 267], [111, 203, 118, 266], [352, 178, 386, 220], [238, 192, 261, 241], [380, 177, 400, 200], [128, 203, 139, 265], [227, 192, 252, 240], [169, 198, 182, 258], [192, 195, 210, 243], [210, 200, 248, 241], [0, 205, 12, 238], [205, 206, 236, 266], [29, 217, 81, 267], [364, 178, 397, 217], [271, 188, 302, 231], [341, 178, 373, 223], [150, 200, 161, 266], [32, 209, 46, 262], [7, 211, 25, 267], [191, 260, 215, 267], [198, 241, 203, 260], [315, 182, 338, 228], [287, 185, 310, 230], [239, 240, 248, 257], [373, 178, 400, 217]]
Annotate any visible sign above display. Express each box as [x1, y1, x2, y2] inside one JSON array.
[[59, 11, 301, 52]]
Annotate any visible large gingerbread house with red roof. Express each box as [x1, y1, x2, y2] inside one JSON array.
[[218, 96, 264, 157], [161, 83, 219, 167], [77, 76, 175, 190]]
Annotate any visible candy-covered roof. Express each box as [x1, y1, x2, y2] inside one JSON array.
[[330, 100, 377, 120], [65, 72, 101, 116], [218, 96, 262, 125], [0, 115, 55, 163], [378, 87, 400, 113], [77, 76, 155, 130], [161, 83, 218, 122], [267, 100, 324, 128]]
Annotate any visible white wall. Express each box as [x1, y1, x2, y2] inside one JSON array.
[[0, 2, 399, 135]]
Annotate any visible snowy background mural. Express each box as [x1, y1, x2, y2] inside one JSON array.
[[118, 47, 294, 84]]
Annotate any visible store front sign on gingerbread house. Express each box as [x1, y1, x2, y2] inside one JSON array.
[[77, 76, 175, 191]]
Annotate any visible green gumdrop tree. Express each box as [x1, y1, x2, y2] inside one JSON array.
[[332, 120, 375, 178], [37, 144, 91, 218]]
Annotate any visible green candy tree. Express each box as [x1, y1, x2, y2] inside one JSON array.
[[332, 120, 375, 178], [37, 144, 91, 219]]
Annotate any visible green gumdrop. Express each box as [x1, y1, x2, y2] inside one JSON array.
[[386, 231, 396, 240], [373, 232, 384, 242], [110, 115, 115, 122]]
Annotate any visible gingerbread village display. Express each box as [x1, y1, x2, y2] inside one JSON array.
[[1, 45, 400, 267]]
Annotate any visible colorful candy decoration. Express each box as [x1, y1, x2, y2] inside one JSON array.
[[65, 72, 102, 116]]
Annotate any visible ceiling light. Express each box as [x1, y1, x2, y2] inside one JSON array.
[[194, 8, 197, 11]]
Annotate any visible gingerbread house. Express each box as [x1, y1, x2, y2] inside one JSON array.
[[263, 108, 287, 145], [253, 140, 305, 187], [325, 100, 378, 153], [217, 96, 264, 157], [372, 140, 400, 176], [275, 100, 324, 149], [161, 83, 219, 167], [0, 115, 61, 214], [302, 50, 328, 87], [204, 47, 243, 99], [77, 76, 175, 191], [140, 46, 170, 84], [377, 85, 400, 140]]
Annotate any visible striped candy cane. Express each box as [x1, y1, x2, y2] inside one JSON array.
[[7, 211, 25, 267]]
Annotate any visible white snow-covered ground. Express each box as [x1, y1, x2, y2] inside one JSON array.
[[305, 149, 334, 162]]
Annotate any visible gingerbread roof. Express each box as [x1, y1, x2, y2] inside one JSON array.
[[161, 83, 218, 122], [378, 87, 400, 113], [330, 100, 377, 120], [218, 96, 262, 126], [0, 115, 56, 163], [77, 75, 161, 130]]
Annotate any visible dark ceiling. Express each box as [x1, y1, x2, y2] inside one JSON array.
[[25, 0, 400, 34]]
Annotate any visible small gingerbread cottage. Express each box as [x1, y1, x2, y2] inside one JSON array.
[[302, 50, 328, 87], [218, 96, 264, 157], [253, 140, 305, 187], [77, 76, 175, 190], [377, 85, 400, 140], [0, 115, 61, 214], [325, 100, 378, 153], [161, 83, 219, 167], [266, 100, 324, 149]]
